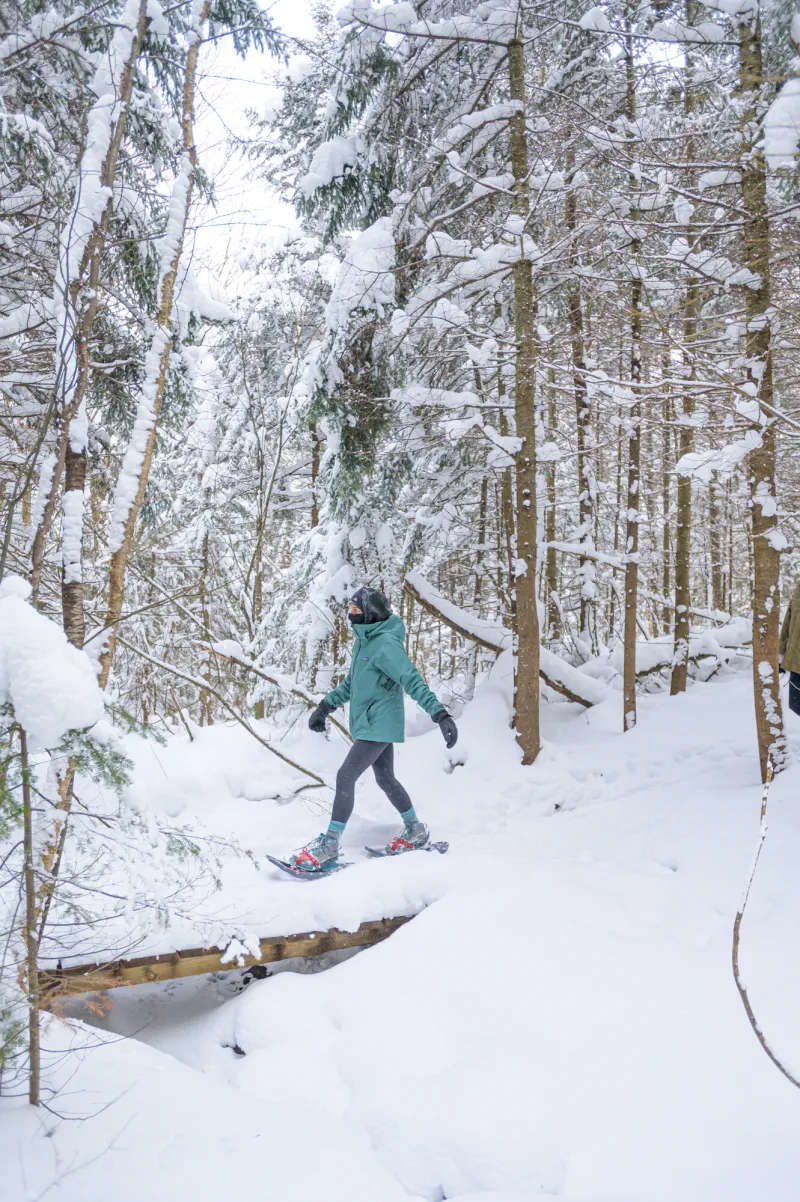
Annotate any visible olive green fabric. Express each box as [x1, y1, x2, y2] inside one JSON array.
[[780, 582, 800, 673], [323, 614, 442, 743]]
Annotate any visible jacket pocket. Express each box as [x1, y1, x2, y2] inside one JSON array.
[[380, 675, 394, 690]]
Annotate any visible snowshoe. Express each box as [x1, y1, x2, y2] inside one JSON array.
[[265, 853, 351, 879], [365, 821, 449, 857], [266, 833, 349, 879]]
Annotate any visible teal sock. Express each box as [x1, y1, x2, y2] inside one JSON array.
[[399, 806, 418, 827], [327, 820, 346, 840]]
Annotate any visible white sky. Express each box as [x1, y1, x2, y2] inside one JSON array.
[[192, 0, 317, 293]]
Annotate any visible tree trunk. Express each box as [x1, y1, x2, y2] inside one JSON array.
[[709, 471, 725, 612], [609, 379, 624, 641], [738, 9, 786, 780], [544, 366, 560, 643], [495, 299, 516, 621], [31, 0, 149, 607], [310, 420, 321, 529], [565, 147, 596, 653], [622, 14, 642, 733], [661, 367, 672, 634], [507, 37, 540, 764], [465, 475, 489, 700], [641, 402, 658, 637], [98, 3, 211, 691], [24, 22, 150, 1097], [61, 441, 87, 647], [623, 333, 642, 733], [305, 420, 320, 697], [20, 731, 40, 1106], [670, 277, 698, 695], [728, 476, 735, 613], [199, 532, 213, 725], [253, 548, 265, 721], [671, 6, 699, 696]]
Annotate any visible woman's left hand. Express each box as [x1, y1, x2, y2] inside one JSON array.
[[433, 710, 458, 748]]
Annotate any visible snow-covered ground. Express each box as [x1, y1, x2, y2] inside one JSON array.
[[4, 657, 800, 1201]]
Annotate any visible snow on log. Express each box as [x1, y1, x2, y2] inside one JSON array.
[[625, 619, 752, 679], [539, 646, 611, 707], [405, 570, 511, 653], [404, 571, 610, 708]]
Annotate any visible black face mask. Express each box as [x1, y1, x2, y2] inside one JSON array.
[[348, 612, 365, 625]]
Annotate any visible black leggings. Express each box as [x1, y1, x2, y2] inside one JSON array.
[[330, 740, 413, 825]]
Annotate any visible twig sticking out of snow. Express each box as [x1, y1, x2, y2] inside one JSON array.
[[117, 635, 331, 792], [732, 762, 800, 1091]]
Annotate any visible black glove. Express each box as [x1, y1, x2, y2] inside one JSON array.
[[308, 700, 334, 733], [432, 710, 458, 749]]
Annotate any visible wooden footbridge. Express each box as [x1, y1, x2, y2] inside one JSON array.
[[40, 915, 411, 1006]]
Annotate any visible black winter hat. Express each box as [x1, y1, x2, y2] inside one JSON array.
[[349, 586, 392, 624]]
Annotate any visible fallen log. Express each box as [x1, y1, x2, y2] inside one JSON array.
[[404, 571, 610, 708], [630, 624, 752, 680], [40, 915, 411, 1003], [404, 572, 509, 654]]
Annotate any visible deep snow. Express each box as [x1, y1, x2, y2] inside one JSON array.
[[4, 655, 800, 1200]]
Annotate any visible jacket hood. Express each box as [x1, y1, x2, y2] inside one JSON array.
[[349, 586, 392, 624], [354, 613, 406, 643]]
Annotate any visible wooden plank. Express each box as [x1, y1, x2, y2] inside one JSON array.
[[40, 915, 412, 1003]]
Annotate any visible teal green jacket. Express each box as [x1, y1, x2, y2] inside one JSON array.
[[323, 614, 443, 743]]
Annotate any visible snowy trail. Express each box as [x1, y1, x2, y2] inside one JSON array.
[[62, 665, 800, 1003], [6, 665, 800, 1200]]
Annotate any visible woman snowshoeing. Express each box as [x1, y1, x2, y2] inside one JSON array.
[[290, 586, 458, 874]]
